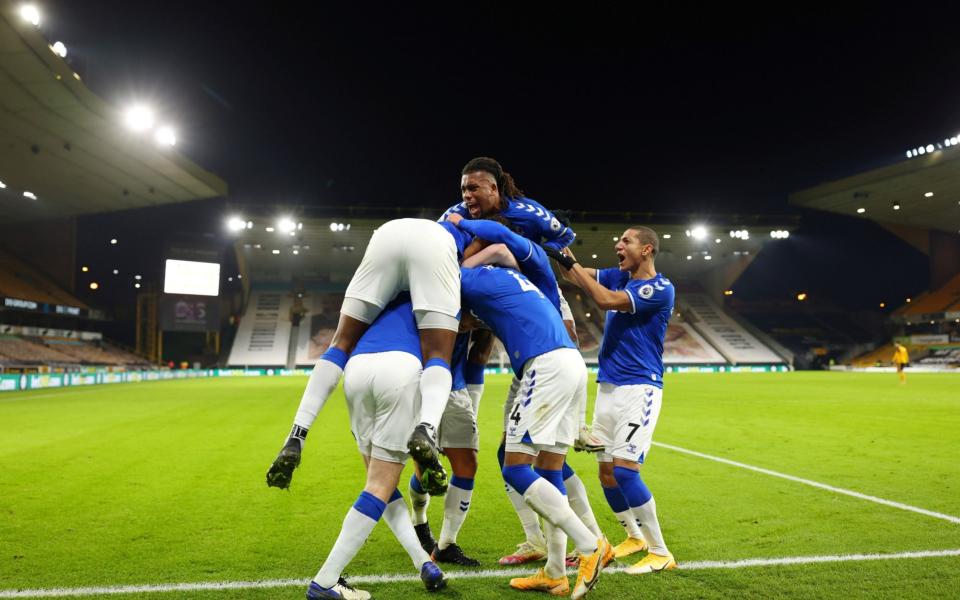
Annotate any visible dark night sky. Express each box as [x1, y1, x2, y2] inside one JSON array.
[[48, 2, 956, 310], [45, 3, 960, 211]]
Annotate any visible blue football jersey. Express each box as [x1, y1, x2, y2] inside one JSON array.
[[351, 292, 422, 361], [439, 196, 575, 250], [438, 220, 474, 258], [455, 219, 561, 314], [450, 333, 470, 392], [460, 266, 575, 375], [595, 269, 674, 388]]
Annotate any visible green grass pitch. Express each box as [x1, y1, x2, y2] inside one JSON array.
[[1, 372, 959, 599]]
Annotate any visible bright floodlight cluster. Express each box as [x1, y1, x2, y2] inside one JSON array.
[[330, 222, 351, 232], [729, 229, 750, 239], [19, 4, 40, 26], [685, 225, 707, 240], [905, 134, 960, 158], [123, 105, 177, 147], [770, 230, 790, 239], [226, 217, 253, 232]]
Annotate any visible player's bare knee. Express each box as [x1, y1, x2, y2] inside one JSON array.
[[598, 462, 617, 487], [533, 450, 566, 470], [446, 448, 478, 478], [418, 328, 457, 363]]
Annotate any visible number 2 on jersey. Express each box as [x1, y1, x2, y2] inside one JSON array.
[[507, 269, 544, 297]]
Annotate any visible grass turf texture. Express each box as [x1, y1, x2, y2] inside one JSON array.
[[1, 372, 958, 598]]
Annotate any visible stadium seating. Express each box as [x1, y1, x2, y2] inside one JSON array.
[[894, 272, 960, 316], [0, 334, 151, 367], [678, 293, 783, 364], [229, 290, 296, 366], [916, 348, 960, 367], [733, 299, 877, 363], [849, 343, 898, 367], [0, 335, 76, 364], [0, 249, 87, 308]]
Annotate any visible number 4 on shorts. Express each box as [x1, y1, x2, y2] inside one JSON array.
[[510, 403, 522, 426]]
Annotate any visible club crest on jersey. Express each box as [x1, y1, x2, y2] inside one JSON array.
[[639, 284, 655, 299], [550, 217, 562, 231]]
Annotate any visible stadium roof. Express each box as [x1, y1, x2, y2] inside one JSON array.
[[0, 3, 227, 225], [789, 148, 960, 235], [230, 210, 799, 285]]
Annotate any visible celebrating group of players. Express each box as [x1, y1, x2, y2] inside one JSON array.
[[265, 157, 677, 599]]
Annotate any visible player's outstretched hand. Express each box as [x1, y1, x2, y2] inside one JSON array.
[[574, 425, 604, 453], [542, 244, 577, 270], [446, 213, 464, 226]]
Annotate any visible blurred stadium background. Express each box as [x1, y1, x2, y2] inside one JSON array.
[[1, 2, 958, 386], [2, 3, 960, 598]]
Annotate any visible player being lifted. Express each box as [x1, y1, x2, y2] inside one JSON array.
[[267, 217, 484, 496], [459, 261, 612, 598], [441, 159, 602, 565], [305, 293, 446, 599], [407, 213, 587, 568], [546, 226, 678, 575]]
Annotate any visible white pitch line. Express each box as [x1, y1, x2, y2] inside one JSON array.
[[653, 441, 960, 525], [2, 549, 959, 598]]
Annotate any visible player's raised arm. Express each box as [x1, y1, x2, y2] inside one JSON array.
[[540, 206, 576, 251], [454, 218, 534, 264], [546, 246, 596, 284], [543, 247, 631, 312]]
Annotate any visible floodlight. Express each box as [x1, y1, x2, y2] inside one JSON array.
[[278, 217, 296, 233], [155, 126, 176, 147], [124, 105, 155, 132], [52, 42, 67, 58], [20, 4, 40, 26]]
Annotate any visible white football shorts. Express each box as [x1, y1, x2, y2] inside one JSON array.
[[504, 347, 586, 456], [438, 388, 479, 450], [343, 218, 460, 331], [342, 351, 421, 463], [593, 382, 663, 464]]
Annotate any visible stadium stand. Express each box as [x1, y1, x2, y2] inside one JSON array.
[[732, 298, 880, 367], [41, 338, 149, 366], [228, 289, 295, 367], [894, 272, 960, 316], [0, 331, 150, 368], [0, 335, 76, 365], [0, 249, 87, 308], [849, 343, 898, 367], [679, 293, 784, 364], [916, 348, 960, 367]]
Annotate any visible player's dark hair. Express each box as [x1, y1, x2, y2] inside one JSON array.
[[629, 226, 659, 256], [462, 157, 524, 201]]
